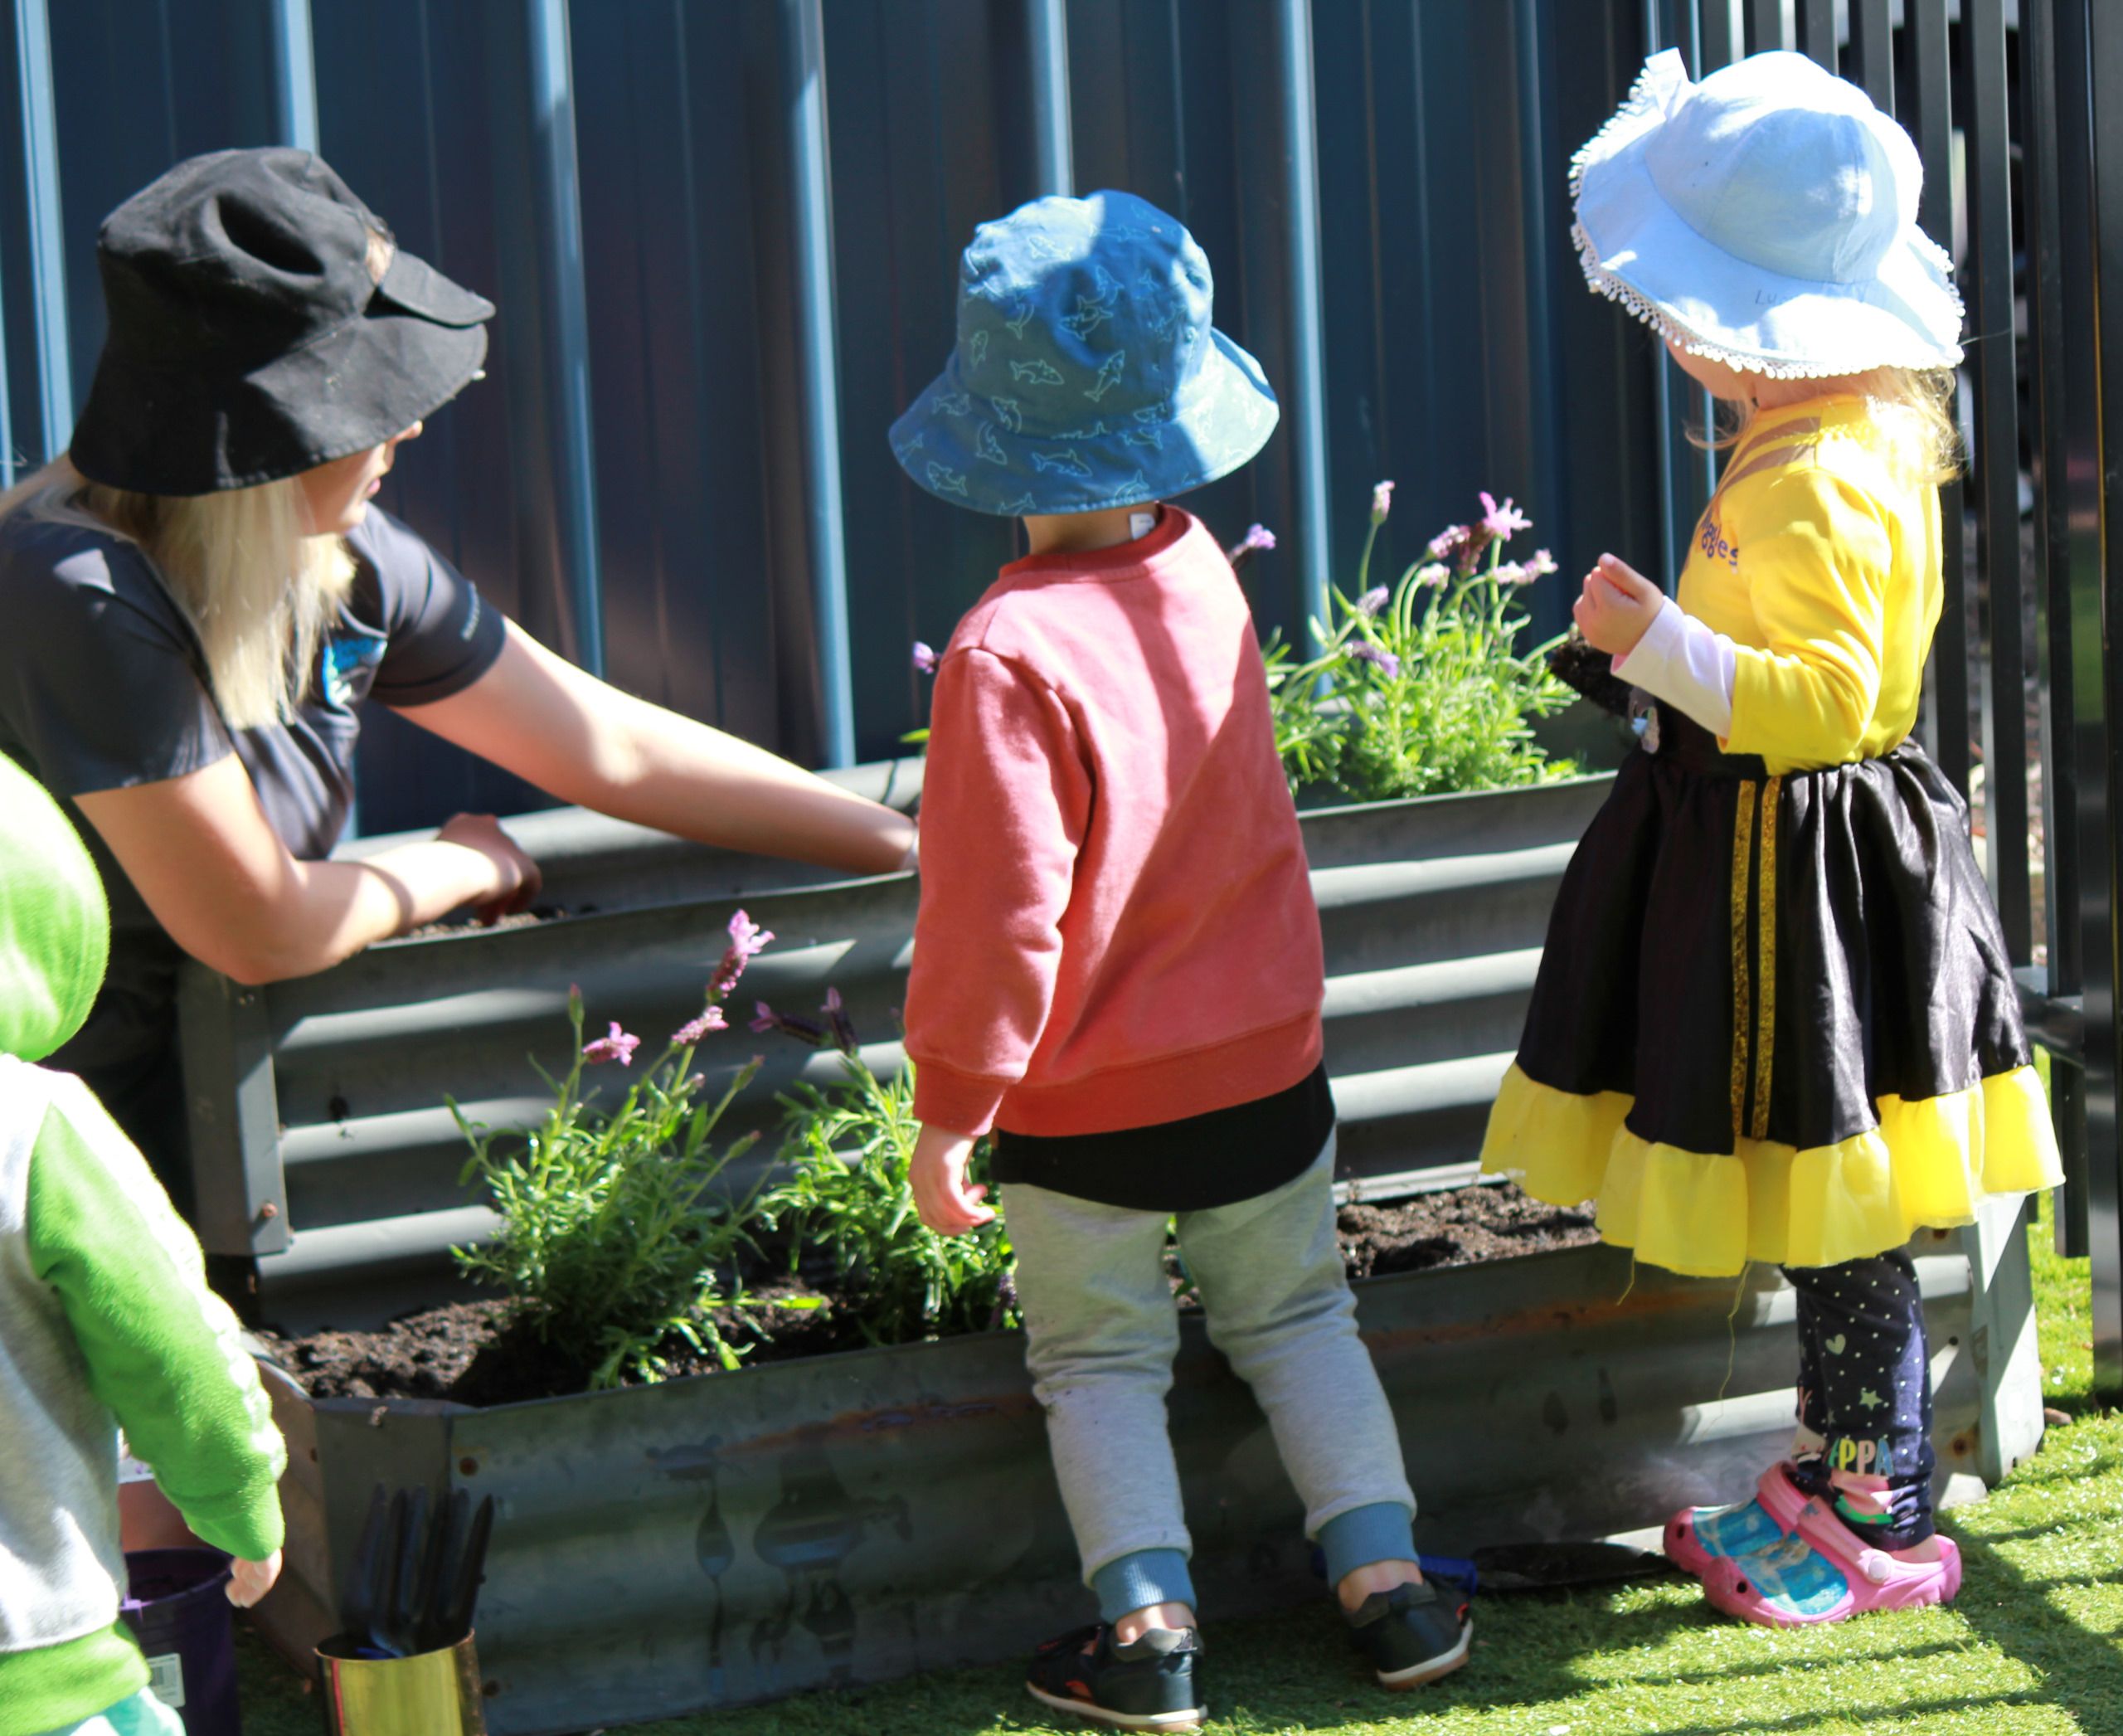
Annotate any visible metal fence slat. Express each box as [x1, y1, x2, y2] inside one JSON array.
[[1027, 0, 1073, 196], [1745, 0, 1790, 53], [2081, 0, 2123, 1393], [1962, 0, 2032, 964], [2021, 0, 2091, 1256], [1847, 0, 1894, 109], [1795, 0, 1837, 69], [1906, 0, 1972, 797]]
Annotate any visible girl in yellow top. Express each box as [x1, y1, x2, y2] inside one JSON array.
[[1480, 49, 2062, 1628]]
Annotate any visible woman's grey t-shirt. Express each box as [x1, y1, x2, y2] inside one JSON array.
[[0, 505, 506, 1193]]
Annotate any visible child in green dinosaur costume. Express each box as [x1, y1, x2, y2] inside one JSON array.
[[0, 752, 286, 1736]]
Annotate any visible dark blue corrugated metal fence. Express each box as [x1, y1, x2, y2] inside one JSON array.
[[0, 0, 1687, 815]]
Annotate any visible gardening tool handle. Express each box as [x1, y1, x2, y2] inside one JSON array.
[[437, 1495, 497, 1644], [338, 1485, 389, 1656]]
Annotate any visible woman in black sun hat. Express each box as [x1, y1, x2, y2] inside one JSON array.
[[0, 148, 915, 1218]]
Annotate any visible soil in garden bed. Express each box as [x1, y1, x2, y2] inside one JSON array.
[[255, 1180, 1599, 1408]]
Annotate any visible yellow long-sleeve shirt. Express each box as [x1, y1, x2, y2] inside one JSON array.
[[1681, 396, 1942, 775]]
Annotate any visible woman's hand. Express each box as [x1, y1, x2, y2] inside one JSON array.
[[435, 813, 542, 924], [910, 1124, 994, 1236], [1573, 554, 1664, 659], [226, 1549, 282, 1608]]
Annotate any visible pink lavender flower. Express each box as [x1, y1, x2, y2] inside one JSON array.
[[1370, 480, 1395, 524], [1357, 586, 1390, 617], [1226, 523, 1276, 569], [1494, 562, 1536, 587], [1479, 491, 1533, 541], [1348, 640, 1402, 679], [823, 985, 858, 1055], [751, 1000, 826, 1047], [582, 1021, 641, 1067], [1525, 547, 1558, 578], [1426, 524, 1471, 562], [671, 1004, 729, 1046], [911, 641, 938, 675], [1416, 562, 1450, 589], [708, 910, 775, 1004]]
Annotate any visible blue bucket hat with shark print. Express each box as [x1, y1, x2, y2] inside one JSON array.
[[889, 189, 1279, 515]]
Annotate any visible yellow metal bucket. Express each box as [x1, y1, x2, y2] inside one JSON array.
[[316, 1632, 487, 1736]]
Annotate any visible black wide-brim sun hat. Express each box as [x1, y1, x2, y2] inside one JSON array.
[[70, 148, 493, 498]]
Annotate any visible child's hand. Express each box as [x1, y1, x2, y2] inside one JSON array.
[[226, 1549, 282, 1608], [911, 1125, 994, 1236], [1573, 554, 1664, 659]]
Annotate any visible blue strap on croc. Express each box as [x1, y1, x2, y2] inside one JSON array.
[[1664, 1462, 1809, 1577], [1721, 1533, 1851, 1621], [1688, 1495, 1788, 1560]]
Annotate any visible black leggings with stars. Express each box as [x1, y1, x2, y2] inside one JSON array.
[[1782, 1249, 1936, 1550]]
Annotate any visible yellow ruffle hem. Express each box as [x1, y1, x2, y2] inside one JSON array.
[[1478, 1062, 2065, 1277]]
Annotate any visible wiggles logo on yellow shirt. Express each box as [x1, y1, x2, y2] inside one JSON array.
[[1698, 514, 1741, 571]]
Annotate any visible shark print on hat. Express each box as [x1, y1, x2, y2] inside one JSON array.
[[888, 188, 1280, 514]]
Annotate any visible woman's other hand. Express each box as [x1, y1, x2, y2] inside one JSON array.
[[78, 761, 554, 983], [1574, 554, 1664, 659], [910, 1124, 994, 1236], [435, 813, 542, 925]]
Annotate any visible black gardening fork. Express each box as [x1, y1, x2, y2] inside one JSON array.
[[338, 1483, 496, 1658]]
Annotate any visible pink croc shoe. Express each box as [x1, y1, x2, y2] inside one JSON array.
[[1664, 1462, 1810, 1578], [1702, 1497, 1962, 1627]]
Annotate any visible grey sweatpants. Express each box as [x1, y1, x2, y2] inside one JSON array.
[[1003, 1137, 1416, 1593]]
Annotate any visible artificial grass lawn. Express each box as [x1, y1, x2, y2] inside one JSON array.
[[235, 1192, 2121, 1734]]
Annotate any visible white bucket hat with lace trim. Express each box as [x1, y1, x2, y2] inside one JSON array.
[[1572, 48, 1963, 378]]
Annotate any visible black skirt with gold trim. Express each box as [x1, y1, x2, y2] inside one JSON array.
[[1479, 707, 2062, 1277]]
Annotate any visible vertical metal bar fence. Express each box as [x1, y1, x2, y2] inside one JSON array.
[[270, 0, 320, 154], [525, 0, 606, 679], [1027, 0, 1073, 198], [2022, 0, 2094, 1259], [1275, 0, 1331, 644], [1962, 0, 2032, 963], [1795, 0, 1835, 67], [2082, 0, 2123, 1392], [781, 0, 855, 769], [1907, 0, 1971, 798], [13, 0, 66, 461], [1846, 0, 1893, 109]]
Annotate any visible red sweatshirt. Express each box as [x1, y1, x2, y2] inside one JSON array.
[[906, 507, 1325, 1139]]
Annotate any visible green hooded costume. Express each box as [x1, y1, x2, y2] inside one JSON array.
[[0, 755, 284, 1735]]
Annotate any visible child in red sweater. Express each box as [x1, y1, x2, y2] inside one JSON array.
[[891, 190, 1464, 1730]]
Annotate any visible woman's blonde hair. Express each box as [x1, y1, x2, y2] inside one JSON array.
[[1698, 367, 1963, 485], [0, 456, 354, 729]]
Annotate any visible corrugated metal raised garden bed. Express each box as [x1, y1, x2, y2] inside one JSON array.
[[177, 757, 2048, 1730]]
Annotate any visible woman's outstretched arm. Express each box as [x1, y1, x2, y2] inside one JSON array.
[[394, 621, 917, 876]]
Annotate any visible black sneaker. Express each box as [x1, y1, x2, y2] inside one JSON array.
[[1024, 1622, 1207, 1730], [1345, 1580, 1472, 1689]]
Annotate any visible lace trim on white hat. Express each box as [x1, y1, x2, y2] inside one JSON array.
[[1567, 216, 1962, 379]]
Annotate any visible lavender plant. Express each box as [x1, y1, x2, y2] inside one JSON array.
[[451, 913, 794, 1389], [755, 994, 1019, 1346], [1258, 485, 1574, 801]]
